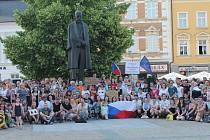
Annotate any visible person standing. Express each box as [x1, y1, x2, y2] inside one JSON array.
[[12, 97, 23, 129]]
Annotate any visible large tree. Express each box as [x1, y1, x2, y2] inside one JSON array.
[[1, 0, 133, 79]]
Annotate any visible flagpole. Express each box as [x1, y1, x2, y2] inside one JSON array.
[[110, 71, 112, 81]]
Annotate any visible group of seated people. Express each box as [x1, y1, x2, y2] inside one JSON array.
[[0, 76, 210, 129]]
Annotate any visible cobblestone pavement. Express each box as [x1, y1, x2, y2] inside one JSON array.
[[0, 119, 210, 140]]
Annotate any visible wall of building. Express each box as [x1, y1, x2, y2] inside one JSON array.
[[172, 0, 210, 76], [119, 0, 172, 76], [0, 22, 23, 80]]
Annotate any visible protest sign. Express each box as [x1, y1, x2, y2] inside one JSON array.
[[106, 90, 118, 99]]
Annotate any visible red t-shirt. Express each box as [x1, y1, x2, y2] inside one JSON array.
[[150, 88, 159, 99]]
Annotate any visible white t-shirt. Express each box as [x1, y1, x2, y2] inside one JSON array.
[[150, 99, 160, 107], [82, 90, 90, 97], [159, 100, 170, 109], [177, 86, 183, 98], [132, 99, 142, 109], [38, 100, 53, 110], [159, 88, 169, 96], [0, 89, 7, 97], [77, 103, 88, 114], [97, 89, 106, 99], [138, 92, 147, 99]]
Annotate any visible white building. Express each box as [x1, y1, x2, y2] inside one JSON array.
[[0, 22, 24, 81], [0, 0, 25, 81]]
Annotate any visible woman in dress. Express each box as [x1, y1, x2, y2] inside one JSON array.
[[12, 97, 23, 128]]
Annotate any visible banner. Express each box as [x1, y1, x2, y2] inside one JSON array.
[[106, 90, 118, 99], [84, 77, 99, 85], [125, 61, 140, 75]]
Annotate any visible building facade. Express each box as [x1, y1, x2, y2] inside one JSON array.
[[119, 0, 172, 77], [0, 0, 25, 81], [171, 0, 210, 76], [0, 22, 24, 81]]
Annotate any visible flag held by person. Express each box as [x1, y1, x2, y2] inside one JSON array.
[[112, 63, 121, 76], [108, 101, 136, 119], [140, 56, 153, 75]]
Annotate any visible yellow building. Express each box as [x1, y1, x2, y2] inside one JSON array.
[[171, 0, 210, 76]]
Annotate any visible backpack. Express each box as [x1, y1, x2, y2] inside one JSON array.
[[166, 113, 173, 121], [74, 117, 87, 123], [203, 114, 210, 123]]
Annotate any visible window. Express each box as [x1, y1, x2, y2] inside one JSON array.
[[11, 74, 15, 79], [198, 40, 207, 55], [179, 41, 188, 55], [128, 35, 138, 53], [147, 34, 159, 52], [11, 74, 19, 79], [177, 12, 188, 28], [177, 33, 190, 56], [197, 12, 207, 28], [126, 1, 137, 20], [146, 0, 157, 19]]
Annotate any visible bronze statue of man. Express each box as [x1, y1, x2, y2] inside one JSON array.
[[67, 10, 92, 81]]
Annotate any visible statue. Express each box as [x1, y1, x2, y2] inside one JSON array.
[[67, 10, 92, 81]]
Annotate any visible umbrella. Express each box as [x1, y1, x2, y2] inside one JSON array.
[[158, 72, 187, 80], [187, 71, 210, 80]]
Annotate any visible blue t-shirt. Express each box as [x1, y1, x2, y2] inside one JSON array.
[[143, 102, 151, 110], [168, 86, 177, 97], [68, 86, 76, 92], [17, 89, 28, 101]]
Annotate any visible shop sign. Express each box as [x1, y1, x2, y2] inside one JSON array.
[[179, 66, 208, 72], [140, 64, 168, 73]]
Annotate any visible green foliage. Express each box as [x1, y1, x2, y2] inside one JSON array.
[[2, 0, 133, 79]]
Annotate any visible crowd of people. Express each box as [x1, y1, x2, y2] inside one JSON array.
[[0, 74, 210, 129]]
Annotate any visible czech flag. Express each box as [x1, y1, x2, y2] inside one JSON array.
[[112, 63, 121, 76], [108, 101, 136, 119]]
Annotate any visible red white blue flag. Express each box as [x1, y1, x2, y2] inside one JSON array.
[[108, 101, 136, 119], [112, 63, 121, 76]]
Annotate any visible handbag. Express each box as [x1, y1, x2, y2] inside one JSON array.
[[166, 113, 173, 121]]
